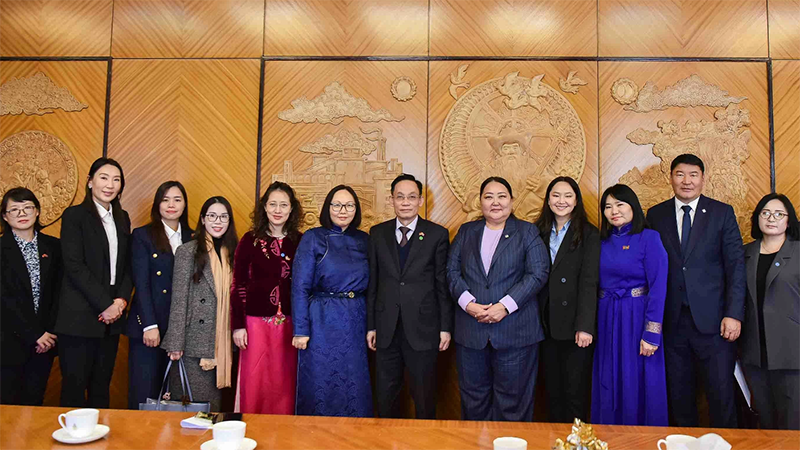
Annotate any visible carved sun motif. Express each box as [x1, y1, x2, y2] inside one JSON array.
[[439, 73, 587, 222], [611, 78, 639, 105]]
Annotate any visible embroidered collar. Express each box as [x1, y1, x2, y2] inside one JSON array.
[[612, 222, 633, 236]]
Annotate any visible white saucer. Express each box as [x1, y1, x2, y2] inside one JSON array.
[[200, 437, 257, 450], [52, 424, 110, 444]]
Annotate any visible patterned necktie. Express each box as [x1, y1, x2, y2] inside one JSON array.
[[399, 226, 410, 247], [681, 205, 692, 255]]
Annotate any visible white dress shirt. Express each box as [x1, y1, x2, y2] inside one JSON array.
[[94, 201, 118, 285], [163, 220, 183, 255], [395, 216, 419, 244], [674, 196, 700, 242]]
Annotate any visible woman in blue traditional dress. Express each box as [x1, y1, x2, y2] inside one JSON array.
[[592, 184, 669, 426], [291, 185, 373, 417]]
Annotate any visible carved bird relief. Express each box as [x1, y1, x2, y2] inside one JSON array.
[[559, 71, 588, 95], [449, 64, 470, 100]]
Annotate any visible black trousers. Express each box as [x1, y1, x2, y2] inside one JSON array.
[[541, 337, 593, 423], [128, 337, 170, 409], [376, 318, 439, 419], [744, 364, 800, 430], [665, 306, 738, 428], [58, 334, 120, 408], [0, 348, 55, 406]]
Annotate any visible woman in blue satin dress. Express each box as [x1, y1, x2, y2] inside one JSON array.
[[592, 184, 669, 426], [291, 185, 373, 417]]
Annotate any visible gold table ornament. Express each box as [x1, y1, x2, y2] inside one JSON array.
[[552, 419, 608, 450]]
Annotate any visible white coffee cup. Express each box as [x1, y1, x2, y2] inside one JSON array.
[[57, 408, 99, 438], [657, 434, 696, 450], [493, 436, 527, 450], [212, 420, 246, 450]]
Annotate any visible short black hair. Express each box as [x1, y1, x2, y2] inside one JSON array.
[[751, 193, 799, 241], [1, 187, 42, 233], [320, 185, 362, 230], [480, 176, 514, 198], [670, 154, 705, 174], [599, 184, 648, 240], [391, 173, 423, 195]]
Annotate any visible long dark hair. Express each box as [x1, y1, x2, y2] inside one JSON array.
[[599, 184, 648, 240], [1, 187, 42, 233], [192, 196, 238, 284], [534, 176, 587, 250], [319, 185, 362, 230], [252, 182, 302, 242], [147, 181, 193, 254], [81, 157, 126, 224], [751, 193, 799, 241]]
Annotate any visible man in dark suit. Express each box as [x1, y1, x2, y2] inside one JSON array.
[[367, 173, 453, 419], [646, 154, 745, 428]]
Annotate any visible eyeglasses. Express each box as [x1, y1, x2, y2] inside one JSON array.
[[205, 212, 230, 223], [759, 210, 787, 221], [5, 205, 36, 217], [330, 202, 356, 212], [394, 195, 420, 202]]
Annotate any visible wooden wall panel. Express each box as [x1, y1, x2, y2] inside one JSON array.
[[428, 60, 600, 233], [598, 62, 770, 237], [108, 59, 260, 232], [774, 60, 800, 207], [0, 0, 112, 57], [769, 0, 800, 59], [264, 1, 428, 56], [0, 60, 108, 237], [112, 0, 263, 58], [261, 60, 427, 229], [598, 0, 768, 57], [430, 0, 597, 57]]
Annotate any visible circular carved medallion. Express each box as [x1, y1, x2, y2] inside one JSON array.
[[0, 131, 78, 226], [391, 76, 417, 102], [611, 78, 639, 105], [439, 74, 587, 221]]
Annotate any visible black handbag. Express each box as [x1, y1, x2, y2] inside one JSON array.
[[139, 359, 211, 412]]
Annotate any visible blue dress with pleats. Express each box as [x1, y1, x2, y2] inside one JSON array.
[[291, 226, 373, 417], [592, 223, 669, 426]]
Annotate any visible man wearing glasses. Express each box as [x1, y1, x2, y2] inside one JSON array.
[[647, 154, 746, 428], [366, 174, 453, 419]]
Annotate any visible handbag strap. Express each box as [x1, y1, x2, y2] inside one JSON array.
[[155, 359, 174, 411], [178, 358, 195, 402]]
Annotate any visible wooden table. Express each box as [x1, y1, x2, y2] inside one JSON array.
[[1, 406, 798, 450]]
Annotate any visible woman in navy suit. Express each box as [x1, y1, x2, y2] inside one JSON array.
[[1, 188, 62, 405], [446, 176, 550, 421], [126, 181, 192, 409]]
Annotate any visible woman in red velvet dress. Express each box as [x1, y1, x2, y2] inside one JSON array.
[[231, 181, 303, 414]]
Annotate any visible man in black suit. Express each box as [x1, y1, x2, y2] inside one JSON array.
[[646, 154, 745, 428], [367, 173, 453, 419]]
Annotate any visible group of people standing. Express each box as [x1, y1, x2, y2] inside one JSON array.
[[1, 154, 797, 431]]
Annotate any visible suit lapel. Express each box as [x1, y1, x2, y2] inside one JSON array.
[[1, 233, 33, 300], [551, 223, 575, 270], [472, 221, 488, 281], [745, 241, 760, 306], [383, 221, 401, 276], [684, 195, 709, 261], [113, 214, 128, 279], [765, 240, 793, 293], [662, 200, 682, 257], [203, 254, 216, 292], [37, 236, 52, 315], [87, 203, 112, 276], [487, 216, 517, 278], [401, 219, 425, 276]]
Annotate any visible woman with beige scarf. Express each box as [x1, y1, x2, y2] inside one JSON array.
[[161, 196, 238, 411]]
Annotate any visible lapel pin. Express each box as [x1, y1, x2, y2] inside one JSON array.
[[623, 245, 630, 250], [776, 262, 781, 267], [504, 235, 509, 238], [702, 209, 706, 213], [419, 232, 425, 241], [41, 253, 48, 258]]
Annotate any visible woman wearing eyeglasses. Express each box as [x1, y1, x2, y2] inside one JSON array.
[[1, 188, 62, 406], [291, 185, 373, 417], [740, 193, 800, 430], [161, 197, 238, 411]]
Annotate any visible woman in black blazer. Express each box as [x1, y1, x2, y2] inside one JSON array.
[[126, 181, 192, 409], [0, 188, 62, 405], [534, 176, 600, 423], [54, 158, 133, 408]]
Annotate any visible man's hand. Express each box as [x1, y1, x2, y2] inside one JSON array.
[[439, 332, 451, 351], [478, 303, 508, 324], [366, 331, 377, 351], [720, 317, 741, 342], [466, 302, 491, 322], [143, 328, 160, 348]]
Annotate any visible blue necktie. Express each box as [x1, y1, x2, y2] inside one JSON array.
[[681, 205, 692, 256]]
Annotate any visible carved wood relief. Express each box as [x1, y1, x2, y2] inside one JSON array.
[[449, 64, 470, 100], [439, 71, 587, 222], [391, 76, 417, 102], [0, 131, 79, 225], [559, 71, 588, 95], [278, 81, 404, 124], [0, 72, 88, 116], [612, 74, 747, 113]]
